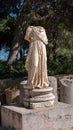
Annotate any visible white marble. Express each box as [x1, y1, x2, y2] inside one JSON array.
[[19, 26, 55, 108], [24, 26, 49, 89], [20, 83, 55, 108]]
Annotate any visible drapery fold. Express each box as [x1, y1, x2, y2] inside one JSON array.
[[24, 26, 49, 89]]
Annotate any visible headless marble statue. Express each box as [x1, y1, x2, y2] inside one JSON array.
[[24, 26, 49, 89]]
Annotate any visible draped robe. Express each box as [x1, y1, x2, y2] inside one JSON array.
[[24, 26, 49, 89]]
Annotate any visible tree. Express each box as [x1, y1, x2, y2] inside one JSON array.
[[0, 0, 24, 48], [0, 0, 73, 66], [7, 0, 31, 65]]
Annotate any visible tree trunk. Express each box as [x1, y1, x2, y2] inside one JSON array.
[[7, 11, 26, 65], [20, 48, 23, 60], [52, 40, 57, 60]]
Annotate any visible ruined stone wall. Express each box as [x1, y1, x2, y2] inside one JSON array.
[[0, 75, 73, 104], [0, 78, 24, 104], [55, 74, 73, 87]]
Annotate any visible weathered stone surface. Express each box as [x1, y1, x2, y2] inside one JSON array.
[[62, 129, 73, 130], [5, 88, 20, 104], [0, 78, 23, 104], [20, 82, 55, 108], [60, 79, 73, 104], [60, 79, 73, 87], [0, 76, 58, 104], [26, 100, 55, 108], [48, 76, 58, 101], [1, 102, 73, 130], [24, 93, 54, 102], [20, 76, 58, 101], [0, 75, 73, 104], [55, 75, 73, 99], [55, 74, 73, 88]]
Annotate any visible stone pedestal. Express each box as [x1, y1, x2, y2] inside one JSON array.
[[1, 103, 73, 130], [20, 81, 55, 108], [60, 79, 73, 104], [48, 76, 58, 101]]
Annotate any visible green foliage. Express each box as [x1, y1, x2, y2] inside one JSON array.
[[0, 17, 17, 46], [0, 0, 23, 18], [0, 19, 10, 32], [0, 0, 73, 77], [0, 0, 23, 47], [48, 49, 73, 75], [0, 0, 73, 49], [0, 48, 73, 79], [0, 59, 27, 79]]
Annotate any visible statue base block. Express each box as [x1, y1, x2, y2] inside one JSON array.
[[20, 82, 55, 108], [24, 100, 54, 108], [1, 102, 73, 130]]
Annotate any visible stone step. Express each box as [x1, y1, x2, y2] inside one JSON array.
[[1, 102, 73, 130]]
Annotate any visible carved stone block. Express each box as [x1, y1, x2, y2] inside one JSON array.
[[1, 103, 73, 130], [20, 81, 55, 108]]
